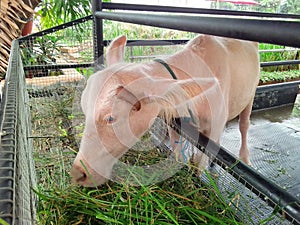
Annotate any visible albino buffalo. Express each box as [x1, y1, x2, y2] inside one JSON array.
[[71, 34, 260, 187]]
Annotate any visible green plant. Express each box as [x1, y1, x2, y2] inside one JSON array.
[[38, 0, 91, 29], [103, 21, 196, 41], [259, 70, 300, 84], [0, 218, 9, 225], [258, 0, 282, 13], [279, 0, 300, 14], [21, 35, 62, 66], [259, 43, 299, 72]]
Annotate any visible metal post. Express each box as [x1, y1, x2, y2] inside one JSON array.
[[102, 2, 300, 19], [95, 11, 300, 48], [92, 0, 104, 71]]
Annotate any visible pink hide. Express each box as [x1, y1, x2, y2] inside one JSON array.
[[71, 34, 259, 187]]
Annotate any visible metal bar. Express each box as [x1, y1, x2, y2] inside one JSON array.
[[24, 57, 296, 70], [0, 41, 18, 225], [95, 11, 300, 48], [23, 63, 93, 71], [21, 61, 300, 72], [106, 39, 300, 50], [18, 15, 93, 41], [92, 0, 104, 71], [261, 60, 300, 67], [104, 38, 300, 67], [259, 48, 299, 53], [102, 2, 300, 19], [103, 39, 189, 47], [171, 118, 300, 225]]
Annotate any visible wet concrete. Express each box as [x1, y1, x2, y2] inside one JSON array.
[[251, 94, 300, 130], [218, 94, 300, 224]]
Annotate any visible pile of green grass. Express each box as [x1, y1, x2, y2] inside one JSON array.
[[34, 166, 243, 225]]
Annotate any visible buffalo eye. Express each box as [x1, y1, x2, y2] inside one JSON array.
[[104, 115, 115, 124]]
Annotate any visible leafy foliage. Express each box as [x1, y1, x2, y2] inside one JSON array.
[[257, 0, 300, 14], [38, 0, 92, 29], [260, 70, 300, 84], [259, 43, 299, 72], [279, 0, 300, 14], [21, 35, 62, 66]]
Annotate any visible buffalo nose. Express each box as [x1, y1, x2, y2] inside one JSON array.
[[70, 166, 87, 183]]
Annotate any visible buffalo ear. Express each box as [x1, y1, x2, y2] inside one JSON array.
[[116, 86, 141, 111], [106, 35, 127, 66], [154, 77, 218, 106], [176, 78, 218, 98], [148, 77, 218, 122]]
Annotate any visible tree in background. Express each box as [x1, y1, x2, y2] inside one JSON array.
[[0, 0, 93, 77], [37, 0, 91, 29], [258, 0, 281, 12], [258, 0, 300, 14], [279, 0, 300, 14]]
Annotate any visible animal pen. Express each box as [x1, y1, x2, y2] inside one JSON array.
[[0, 1, 300, 224]]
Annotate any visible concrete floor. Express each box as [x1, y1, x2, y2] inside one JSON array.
[[218, 95, 300, 224]]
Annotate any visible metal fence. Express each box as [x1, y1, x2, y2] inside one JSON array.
[[0, 1, 300, 224], [0, 15, 95, 225], [0, 41, 37, 225]]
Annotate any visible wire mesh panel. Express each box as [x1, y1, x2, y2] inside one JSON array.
[[27, 67, 87, 202], [19, 18, 95, 216], [0, 41, 37, 224], [20, 16, 94, 67], [0, 16, 95, 225]]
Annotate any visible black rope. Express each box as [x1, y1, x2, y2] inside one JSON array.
[[154, 59, 177, 80]]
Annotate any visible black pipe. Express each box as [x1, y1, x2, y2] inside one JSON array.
[[104, 39, 299, 67], [103, 39, 189, 47], [95, 11, 300, 48], [92, 0, 104, 70], [21, 59, 299, 72], [21, 59, 300, 74], [102, 2, 300, 19], [23, 63, 93, 71], [260, 60, 300, 67], [18, 15, 93, 41], [171, 118, 300, 225]]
